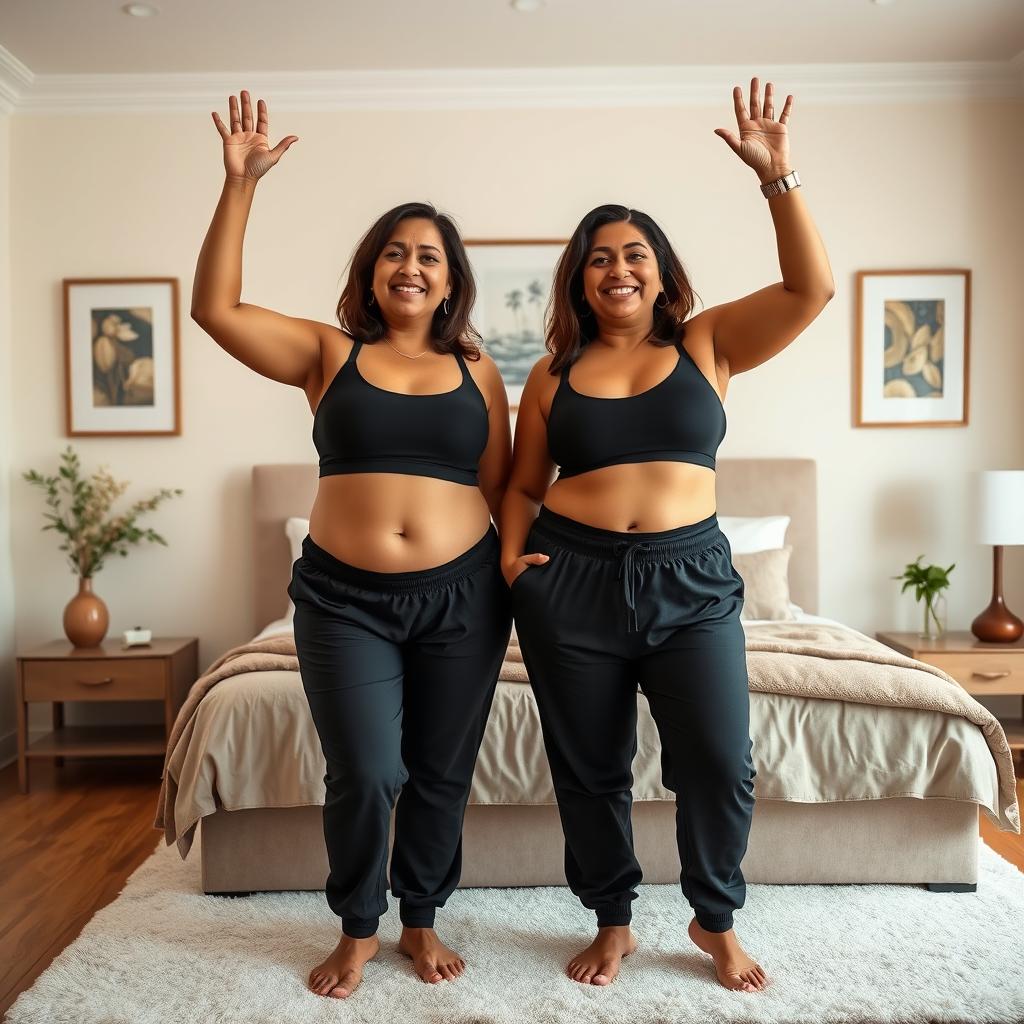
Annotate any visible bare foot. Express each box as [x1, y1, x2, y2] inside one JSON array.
[[398, 926, 466, 983], [308, 933, 380, 998], [687, 919, 768, 992], [567, 925, 637, 986]]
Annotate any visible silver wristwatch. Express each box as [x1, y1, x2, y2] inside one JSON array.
[[760, 170, 801, 198]]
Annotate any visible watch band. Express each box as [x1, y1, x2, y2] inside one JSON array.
[[760, 169, 801, 198]]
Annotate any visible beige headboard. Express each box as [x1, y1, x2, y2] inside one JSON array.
[[252, 459, 818, 634]]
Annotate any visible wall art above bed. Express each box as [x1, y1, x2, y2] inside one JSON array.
[[854, 268, 971, 428], [63, 277, 181, 436], [466, 239, 566, 410]]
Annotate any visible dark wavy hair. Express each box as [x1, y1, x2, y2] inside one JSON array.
[[336, 202, 481, 359], [546, 205, 699, 373]]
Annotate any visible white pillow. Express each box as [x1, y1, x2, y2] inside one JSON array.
[[286, 516, 310, 564], [718, 514, 790, 554], [283, 517, 310, 622]]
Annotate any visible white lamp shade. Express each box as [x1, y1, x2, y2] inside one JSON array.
[[976, 470, 1024, 546]]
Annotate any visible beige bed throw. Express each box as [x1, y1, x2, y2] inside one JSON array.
[[155, 621, 1020, 850]]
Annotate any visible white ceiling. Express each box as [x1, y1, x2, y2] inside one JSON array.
[[2, 0, 1023, 74]]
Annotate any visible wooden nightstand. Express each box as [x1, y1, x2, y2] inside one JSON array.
[[875, 630, 1024, 756], [15, 637, 198, 794]]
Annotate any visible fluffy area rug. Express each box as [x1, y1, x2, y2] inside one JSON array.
[[8, 833, 1024, 1024]]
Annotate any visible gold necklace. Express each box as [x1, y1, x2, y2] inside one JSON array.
[[383, 337, 430, 360]]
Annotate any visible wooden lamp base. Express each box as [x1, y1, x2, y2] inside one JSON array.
[[971, 545, 1024, 643]]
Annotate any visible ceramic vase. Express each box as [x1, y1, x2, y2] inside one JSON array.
[[63, 576, 109, 648]]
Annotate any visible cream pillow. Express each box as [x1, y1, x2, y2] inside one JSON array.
[[734, 546, 796, 621], [286, 516, 309, 563], [283, 517, 310, 621], [718, 514, 790, 554]]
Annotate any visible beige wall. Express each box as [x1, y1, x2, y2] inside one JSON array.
[[0, 112, 14, 763], [5, 98, 1024, 742]]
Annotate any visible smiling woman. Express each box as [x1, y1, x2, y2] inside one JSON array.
[[189, 90, 514, 1001], [546, 205, 697, 374], [499, 77, 833, 995], [334, 202, 481, 363]]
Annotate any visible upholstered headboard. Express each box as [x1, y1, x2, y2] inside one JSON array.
[[251, 459, 818, 634]]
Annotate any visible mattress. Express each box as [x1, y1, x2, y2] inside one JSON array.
[[163, 611, 1004, 852]]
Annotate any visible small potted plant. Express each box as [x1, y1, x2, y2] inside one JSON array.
[[892, 555, 955, 639], [23, 445, 183, 648]]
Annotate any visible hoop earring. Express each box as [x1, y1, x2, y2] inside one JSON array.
[[443, 297, 450, 316], [654, 291, 669, 310], [367, 292, 376, 308]]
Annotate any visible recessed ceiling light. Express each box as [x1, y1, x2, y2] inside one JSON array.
[[122, 3, 159, 15], [510, 0, 544, 11]]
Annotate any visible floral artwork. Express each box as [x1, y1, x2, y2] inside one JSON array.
[[855, 270, 970, 427], [64, 278, 180, 436], [882, 299, 944, 399], [91, 308, 155, 407]]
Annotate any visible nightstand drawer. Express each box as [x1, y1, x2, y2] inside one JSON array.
[[22, 659, 166, 701], [925, 654, 1024, 696]]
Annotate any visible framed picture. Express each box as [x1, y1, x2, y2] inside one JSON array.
[[465, 239, 567, 409], [854, 269, 970, 428], [63, 277, 181, 436]]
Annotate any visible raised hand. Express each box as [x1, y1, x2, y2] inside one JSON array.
[[212, 90, 298, 183], [714, 77, 793, 184]]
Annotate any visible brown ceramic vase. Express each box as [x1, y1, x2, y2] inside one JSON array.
[[63, 576, 109, 648]]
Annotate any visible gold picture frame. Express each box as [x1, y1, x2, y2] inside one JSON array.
[[854, 268, 970, 428]]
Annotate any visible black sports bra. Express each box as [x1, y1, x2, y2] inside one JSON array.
[[547, 336, 726, 480], [312, 339, 488, 485]]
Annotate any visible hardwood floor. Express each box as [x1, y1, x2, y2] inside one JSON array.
[[1, 756, 1022, 1017], [0, 757, 167, 1019]]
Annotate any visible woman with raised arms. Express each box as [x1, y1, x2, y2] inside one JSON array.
[[501, 78, 833, 993], [192, 91, 513, 1000]]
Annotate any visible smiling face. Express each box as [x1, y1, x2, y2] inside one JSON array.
[[581, 220, 663, 327], [371, 217, 451, 323]]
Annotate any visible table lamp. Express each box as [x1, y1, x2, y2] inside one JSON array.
[[972, 470, 1024, 642]]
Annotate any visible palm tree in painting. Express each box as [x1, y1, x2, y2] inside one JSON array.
[[504, 288, 524, 333], [527, 279, 544, 336]]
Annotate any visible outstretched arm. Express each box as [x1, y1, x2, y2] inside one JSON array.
[[190, 90, 323, 392], [704, 78, 835, 377]]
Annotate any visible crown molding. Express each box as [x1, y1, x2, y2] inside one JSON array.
[[0, 50, 1021, 114], [1012, 49, 1024, 89], [0, 46, 33, 114]]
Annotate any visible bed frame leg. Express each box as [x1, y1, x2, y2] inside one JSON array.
[[925, 882, 977, 893]]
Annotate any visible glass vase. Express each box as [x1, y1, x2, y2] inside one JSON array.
[[919, 592, 947, 640]]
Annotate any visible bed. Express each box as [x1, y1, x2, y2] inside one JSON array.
[[163, 459, 1018, 896]]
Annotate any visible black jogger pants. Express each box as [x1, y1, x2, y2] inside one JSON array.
[[287, 526, 512, 939], [511, 506, 756, 934]]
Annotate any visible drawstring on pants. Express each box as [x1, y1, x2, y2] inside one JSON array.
[[614, 540, 651, 632]]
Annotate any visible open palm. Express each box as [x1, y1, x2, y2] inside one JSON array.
[[212, 90, 297, 182], [714, 78, 793, 182]]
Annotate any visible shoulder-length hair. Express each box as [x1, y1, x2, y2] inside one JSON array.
[[336, 201, 481, 360], [546, 204, 699, 373]]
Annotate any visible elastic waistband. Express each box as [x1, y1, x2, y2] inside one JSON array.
[[532, 506, 723, 562], [300, 526, 498, 592]]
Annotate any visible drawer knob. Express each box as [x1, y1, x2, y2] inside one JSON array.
[[78, 676, 114, 686], [971, 670, 1011, 681]]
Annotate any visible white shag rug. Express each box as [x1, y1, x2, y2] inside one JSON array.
[[8, 832, 1024, 1024]]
